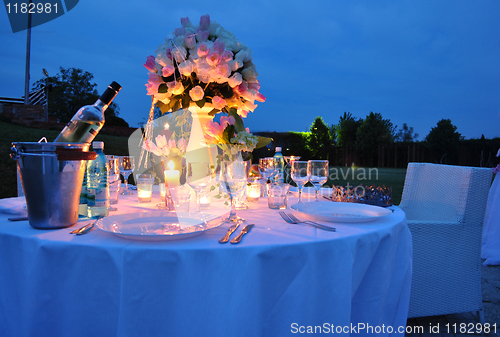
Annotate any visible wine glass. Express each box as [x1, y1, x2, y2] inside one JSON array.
[[186, 162, 211, 212], [291, 161, 310, 204], [308, 160, 329, 201], [283, 156, 301, 183], [258, 157, 277, 183], [118, 156, 135, 195], [220, 160, 248, 223]]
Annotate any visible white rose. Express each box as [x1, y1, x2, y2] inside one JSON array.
[[209, 21, 220, 36], [178, 60, 194, 76], [228, 73, 243, 88], [241, 65, 258, 81], [167, 81, 184, 95], [235, 49, 247, 61], [172, 46, 187, 63]]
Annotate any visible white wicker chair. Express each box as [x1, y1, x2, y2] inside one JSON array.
[[398, 163, 492, 322]]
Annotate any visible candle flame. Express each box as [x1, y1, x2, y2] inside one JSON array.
[[168, 160, 175, 170], [164, 122, 170, 130]]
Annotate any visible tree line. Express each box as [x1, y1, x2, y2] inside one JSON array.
[[32, 67, 129, 127], [255, 112, 483, 167]]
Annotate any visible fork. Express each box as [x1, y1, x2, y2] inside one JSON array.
[[279, 211, 336, 232]]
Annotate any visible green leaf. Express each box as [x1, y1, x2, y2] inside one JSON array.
[[222, 124, 235, 143], [255, 135, 272, 149], [158, 83, 168, 93], [181, 94, 190, 109], [228, 108, 246, 133], [156, 100, 170, 114], [172, 99, 181, 112], [195, 99, 206, 108], [208, 108, 220, 116]]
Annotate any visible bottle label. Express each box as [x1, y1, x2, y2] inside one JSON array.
[[87, 187, 109, 207]]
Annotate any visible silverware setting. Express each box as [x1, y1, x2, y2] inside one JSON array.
[[230, 224, 254, 244], [279, 211, 336, 232], [219, 223, 240, 243], [69, 217, 102, 235]]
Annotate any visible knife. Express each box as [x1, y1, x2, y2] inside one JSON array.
[[230, 224, 254, 244], [219, 223, 240, 243]]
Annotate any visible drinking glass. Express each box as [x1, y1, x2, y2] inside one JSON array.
[[291, 161, 310, 204], [283, 156, 301, 183], [220, 160, 248, 223], [118, 156, 135, 195], [186, 162, 211, 212], [308, 160, 329, 201], [106, 156, 120, 210], [258, 157, 277, 183]]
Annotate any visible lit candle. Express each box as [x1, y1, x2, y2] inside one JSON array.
[[247, 183, 261, 202], [164, 160, 180, 188]]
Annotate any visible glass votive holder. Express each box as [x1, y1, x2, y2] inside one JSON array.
[[247, 180, 262, 202], [137, 174, 154, 203], [170, 185, 191, 212], [268, 183, 290, 209], [159, 183, 166, 198], [199, 189, 211, 210]]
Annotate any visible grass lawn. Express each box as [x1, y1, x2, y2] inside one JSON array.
[[325, 166, 407, 205]]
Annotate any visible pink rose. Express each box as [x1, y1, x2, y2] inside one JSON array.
[[215, 64, 231, 78], [162, 65, 175, 77], [220, 115, 235, 129], [174, 27, 186, 37], [197, 43, 209, 58], [212, 96, 227, 110], [199, 14, 210, 30], [148, 73, 164, 88], [143, 55, 156, 73], [196, 29, 209, 42], [180, 17, 192, 27], [221, 50, 233, 62], [206, 52, 221, 67], [145, 83, 157, 95], [185, 34, 196, 49], [212, 40, 225, 54], [189, 85, 205, 101], [233, 81, 248, 95]]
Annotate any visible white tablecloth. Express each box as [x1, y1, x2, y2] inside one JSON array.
[[0, 190, 412, 337], [482, 172, 500, 265]]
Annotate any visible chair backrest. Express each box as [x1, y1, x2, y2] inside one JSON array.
[[399, 163, 492, 223]]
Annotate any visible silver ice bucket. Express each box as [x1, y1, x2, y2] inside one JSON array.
[[11, 142, 96, 229]]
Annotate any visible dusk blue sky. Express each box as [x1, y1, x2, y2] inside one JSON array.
[[1, 1, 499, 140]]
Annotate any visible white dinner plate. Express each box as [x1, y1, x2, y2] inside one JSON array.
[[290, 202, 392, 223], [94, 211, 225, 241]]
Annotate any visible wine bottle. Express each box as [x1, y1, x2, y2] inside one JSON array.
[[54, 81, 121, 143]]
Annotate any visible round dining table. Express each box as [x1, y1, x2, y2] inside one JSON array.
[[0, 188, 412, 337]]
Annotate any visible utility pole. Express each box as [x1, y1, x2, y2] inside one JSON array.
[[24, 0, 33, 104]]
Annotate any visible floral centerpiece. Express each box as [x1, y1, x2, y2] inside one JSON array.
[[143, 14, 270, 161]]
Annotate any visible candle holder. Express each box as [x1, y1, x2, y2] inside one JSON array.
[[163, 182, 176, 211]]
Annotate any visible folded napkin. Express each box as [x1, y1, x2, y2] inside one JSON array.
[[0, 196, 27, 215]]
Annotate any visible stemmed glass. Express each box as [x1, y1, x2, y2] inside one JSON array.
[[291, 161, 310, 204], [186, 162, 211, 213], [308, 160, 329, 202], [220, 160, 248, 223], [283, 156, 301, 183], [258, 157, 277, 183], [118, 156, 135, 195]]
